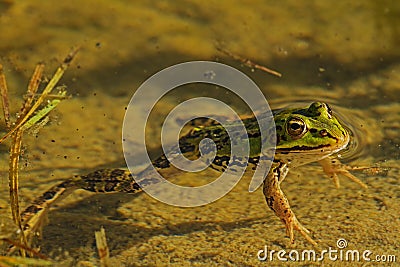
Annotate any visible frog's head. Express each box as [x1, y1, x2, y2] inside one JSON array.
[[275, 102, 350, 157]]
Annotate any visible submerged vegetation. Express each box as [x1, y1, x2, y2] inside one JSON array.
[[0, 49, 78, 264]]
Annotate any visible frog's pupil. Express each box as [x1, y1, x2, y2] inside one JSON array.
[[291, 123, 300, 130]]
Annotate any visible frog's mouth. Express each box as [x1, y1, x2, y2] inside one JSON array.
[[278, 132, 350, 153], [277, 142, 348, 167]]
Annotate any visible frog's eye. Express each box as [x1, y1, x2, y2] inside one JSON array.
[[286, 117, 307, 138]]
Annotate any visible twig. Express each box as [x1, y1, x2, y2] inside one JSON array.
[[216, 46, 282, 77]]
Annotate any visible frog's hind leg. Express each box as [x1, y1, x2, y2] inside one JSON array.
[[10, 169, 142, 253], [20, 178, 79, 237], [263, 161, 317, 246], [8, 178, 78, 254]]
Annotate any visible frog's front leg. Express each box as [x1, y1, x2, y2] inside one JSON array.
[[263, 161, 317, 246], [318, 157, 368, 189]]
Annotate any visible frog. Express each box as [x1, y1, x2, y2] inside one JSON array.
[[16, 102, 368, 249]]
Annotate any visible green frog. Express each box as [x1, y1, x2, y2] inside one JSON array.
[[18, 102, 367, 248]]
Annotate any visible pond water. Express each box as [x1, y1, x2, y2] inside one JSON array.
[[0, 1, 399, 266]]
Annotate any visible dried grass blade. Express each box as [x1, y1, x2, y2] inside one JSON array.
[[0, 64, 11, 129], [95, 227, 110, 267], [0, 48, 78, 144], [8, 129, 28, 253], [0, 255, 52, 266], [1, 238, 48, 260], [21, 91, 65, 132], [19, 64, 44, 116]]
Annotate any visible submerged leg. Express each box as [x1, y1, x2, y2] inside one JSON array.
[[21, 169, 142, 231], [7, 169, 146, 254], [318, 157, 368, 189], [15, 133, 201, 252], [11, 122, 207, 253], [263, 161, 317, 246]]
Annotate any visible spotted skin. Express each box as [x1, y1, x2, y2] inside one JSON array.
[[16, 102, 368, 249]]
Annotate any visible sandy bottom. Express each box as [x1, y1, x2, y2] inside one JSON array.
[[0, 1, 399, 266], [0, 91, 398, 267]]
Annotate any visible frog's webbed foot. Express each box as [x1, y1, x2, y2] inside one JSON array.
[[318, 157, 368, 189], [263, 162, 317, 247]]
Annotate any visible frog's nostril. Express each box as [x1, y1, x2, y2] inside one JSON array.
[[319, 129, 328, 137]]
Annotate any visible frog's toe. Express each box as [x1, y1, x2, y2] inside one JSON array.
[[293, 217, 318, 247], [282, 214, 317, 246], [330, 168, 368, 189], [294, 220, 310, 234], [339, 169, 368, 189], [282, 218, 295, 244]]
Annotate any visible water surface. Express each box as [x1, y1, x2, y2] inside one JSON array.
[[0, 1, 399, 266]]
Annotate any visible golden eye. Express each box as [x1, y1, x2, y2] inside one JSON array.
[[286, 117, 307, 138]]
